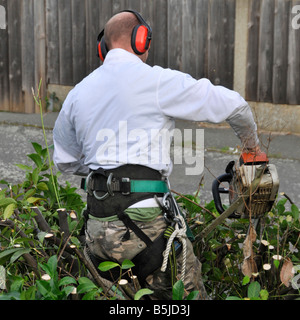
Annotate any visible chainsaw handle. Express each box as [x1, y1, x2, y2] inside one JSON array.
[[212, 173, 232, 214]]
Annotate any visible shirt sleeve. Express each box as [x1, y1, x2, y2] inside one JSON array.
[[156, 68, 259, 149], [53, 93, 89, 175]]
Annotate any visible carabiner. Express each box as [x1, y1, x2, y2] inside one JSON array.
[[93, 173, 114, 201]]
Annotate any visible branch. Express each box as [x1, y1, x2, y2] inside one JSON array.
[[31, 206, 51, 232], [171, 189, 216, 218]]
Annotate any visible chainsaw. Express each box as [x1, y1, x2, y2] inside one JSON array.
[[212, 152, 279, 219]]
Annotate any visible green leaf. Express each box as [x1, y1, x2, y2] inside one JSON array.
[[58, 276, 77, 287], [61, 286, 76, 298], [274, 259, 280, 269], [277, 204, 285, 215], [47, 255, 58, 276], [28, 153, 43, 169], [37, 182, 48, 191], [15, 164, 32, 171], [186, 290, 199, 300], [10, 248, 31, 264], [26, 197, 45, 204], [23, 188, 36, 200], [0, 198, 17, 207], [39, 256, 58, 279], [98, 261, 120, 272], [77, 278, 98, 294], [22, 286, 36, 300], [172, 280, 184, 300], [121, 259, 135, 270], [31, 142, 43, 155], [4, 203, 16, 220], [260, 289, 269, 300], [0, 248, 22, 260], [242, 276, 250, 285], [0, 179, 9, 186], [134, 288, 154, 300], [248, 281, 261, 299], [36, 280, 54, 299], [82, 290, 97, 300], [32, 168, 40, 186], [291, 204, 299, 220]]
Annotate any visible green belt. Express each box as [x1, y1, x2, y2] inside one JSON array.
[[130, 180, 169, 193]]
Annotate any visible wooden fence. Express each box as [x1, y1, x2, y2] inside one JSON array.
[[246, 0, 300, 105], [0, 0, 299, 114]]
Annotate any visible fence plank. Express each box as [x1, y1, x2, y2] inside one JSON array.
[[287, 0, 300, 104], [140, 0, 154, 66], [208, 0, 235, 88], [0, 0, 9, 111], [168, 0, 183, 70], [7, 0, 22, 112], [257, 0, 274, 102], [21, 0, 35, 113], [195, 0, 209, 79], [46, 0, 59, 84], [58, 0, 73, 85], [152, 0, 168, 68], [86, 0, 102, 74], [272, 0, 290, 104], [208, 0, 224, 86], [112, 0, 127, 15], [223, 0, 236, 89], [182, 0, 197, 76], [246, 0, 261, 101], [72, 0, 86, 84]]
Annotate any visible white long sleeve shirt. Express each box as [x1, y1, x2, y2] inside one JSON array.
[[53, 48, 259, 176]]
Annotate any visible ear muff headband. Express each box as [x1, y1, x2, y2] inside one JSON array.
[[97, 10, 152, 62]]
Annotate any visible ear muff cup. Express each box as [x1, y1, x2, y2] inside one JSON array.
[[97, 30, 108, 62], [131, 24, 151, 55]]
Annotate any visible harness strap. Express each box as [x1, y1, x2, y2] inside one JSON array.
[[117, 211, 153, 247]]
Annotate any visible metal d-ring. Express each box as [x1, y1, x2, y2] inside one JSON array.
[[93, 173, 114, 201], [85, 171, 94, 195]]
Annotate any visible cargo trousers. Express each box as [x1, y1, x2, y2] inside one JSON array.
[[85, 207, 208, 300]]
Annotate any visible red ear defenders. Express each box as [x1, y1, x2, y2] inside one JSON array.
[[97, 10, 152, 62]]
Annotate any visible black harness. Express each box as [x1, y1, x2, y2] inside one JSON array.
[[84, 165, 166, 218], [82, 165, 183, 286]]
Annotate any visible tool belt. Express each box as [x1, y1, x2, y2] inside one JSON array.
[[84, 164, 169, 218]]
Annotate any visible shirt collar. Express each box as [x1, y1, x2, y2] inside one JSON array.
[[103, 48, 143, 65]]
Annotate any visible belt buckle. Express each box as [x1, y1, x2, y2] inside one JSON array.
[[121, 177, 131, 195]]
